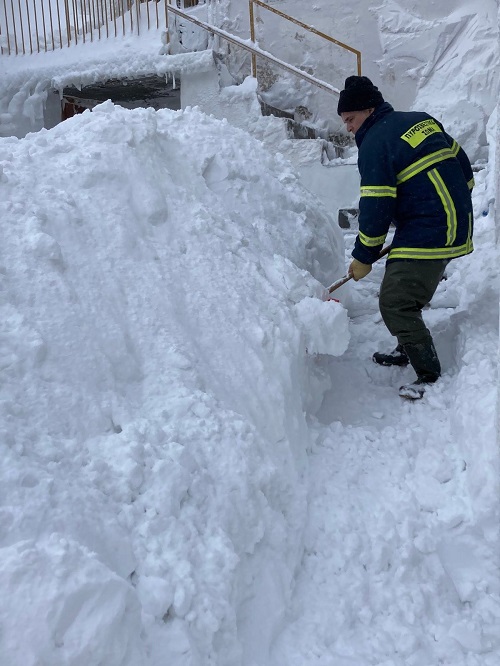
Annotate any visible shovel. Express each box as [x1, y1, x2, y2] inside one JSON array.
[[326, 244, 392, 297]]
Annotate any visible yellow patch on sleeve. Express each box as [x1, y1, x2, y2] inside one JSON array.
[[400, 120, 442, 148]]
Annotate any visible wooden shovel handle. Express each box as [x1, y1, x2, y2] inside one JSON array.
[[327, 244, 392, 294]]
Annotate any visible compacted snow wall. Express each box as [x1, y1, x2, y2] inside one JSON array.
[[0, 102, 346, 665]]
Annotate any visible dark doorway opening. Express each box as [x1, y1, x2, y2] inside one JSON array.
[[60, 75, 181, 121]]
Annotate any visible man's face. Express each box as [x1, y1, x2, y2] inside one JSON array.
[[341, 108, 374, 135]]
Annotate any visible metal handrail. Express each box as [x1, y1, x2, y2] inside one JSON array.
[[165, 3, 340, 96], [249, 0, 362, 79]]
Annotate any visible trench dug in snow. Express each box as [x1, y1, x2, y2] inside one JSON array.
[[269, 161, 500, 664]]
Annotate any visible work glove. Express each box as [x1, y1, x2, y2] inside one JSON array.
[[349, 259, 372, 281]]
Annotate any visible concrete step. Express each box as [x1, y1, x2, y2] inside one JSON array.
[[180, 58, 360, 217], [259, 100, 355, 158]]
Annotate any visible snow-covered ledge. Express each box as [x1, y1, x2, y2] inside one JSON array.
[[0, 47, 215, 138]]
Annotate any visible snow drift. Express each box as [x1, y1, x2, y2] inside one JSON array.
[[0, 102, 346, 664]]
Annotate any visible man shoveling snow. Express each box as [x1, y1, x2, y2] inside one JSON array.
[[338, 76, 474, 400]]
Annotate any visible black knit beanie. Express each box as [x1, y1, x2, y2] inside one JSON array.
[[337, 76, 384, 115]]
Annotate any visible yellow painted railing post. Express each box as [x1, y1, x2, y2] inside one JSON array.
[[249, 0, 256, 79], [248, 0, 362, 78]]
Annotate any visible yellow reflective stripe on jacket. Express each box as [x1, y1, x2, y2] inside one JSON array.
[[396, 148, 455, 184], [467, 213, 473, 253], [467, 177, 475, 190], [360, 185, 397, 198], [359, 230, 387, 247], [388, 243, 473, 260], [450, 139, 460, 157], [427, 168, 457, 246]]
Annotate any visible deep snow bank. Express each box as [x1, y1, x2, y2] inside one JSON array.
[[0, 102, 347, 665], [407, 0, 499, 163]]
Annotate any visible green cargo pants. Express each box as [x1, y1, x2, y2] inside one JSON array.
[[379, 259, 449, 346]]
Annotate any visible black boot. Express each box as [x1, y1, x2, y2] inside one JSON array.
[[373, 343, 409, 367], [399, 341, 441, 400]]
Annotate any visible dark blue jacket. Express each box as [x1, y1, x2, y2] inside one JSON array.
[[352, 102, 474, 264]]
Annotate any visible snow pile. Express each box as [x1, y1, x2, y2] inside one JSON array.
[[0, 102, 345, 665], [0, 535, 143, 666], [294, 298, 349, 357], [407, 1, 499, 162]]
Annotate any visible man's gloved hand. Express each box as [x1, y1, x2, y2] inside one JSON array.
[[349, 259, 372, 281]]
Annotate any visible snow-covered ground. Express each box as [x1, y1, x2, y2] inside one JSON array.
[[0, 0, 499, 665], [270, 163, 500, 666]]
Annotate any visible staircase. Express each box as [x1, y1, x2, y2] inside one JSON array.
[[165, 2, 361, 221], [178, 51, 360, 219]]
